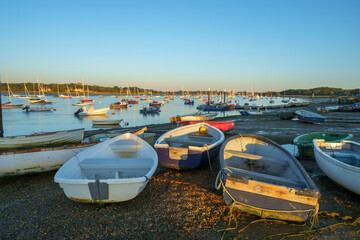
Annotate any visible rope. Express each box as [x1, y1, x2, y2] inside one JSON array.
[[205, 144, 216, 177]]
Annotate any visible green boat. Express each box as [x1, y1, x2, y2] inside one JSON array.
[[293, 132, 353, 159]]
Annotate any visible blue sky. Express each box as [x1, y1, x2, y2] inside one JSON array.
[[1, 0, 359, 92]]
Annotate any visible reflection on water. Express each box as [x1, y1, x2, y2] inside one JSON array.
[[1, 95, 312, 137]]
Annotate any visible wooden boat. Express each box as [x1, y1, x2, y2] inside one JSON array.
[[169, 112, 218, 123], [154, 123, 224, 170], [22, 105, 53, 112], [313, 139, 360, 195], [294, 110, 325, 124], [177, 120, 234, 132], [74, 107, 110, 116], [110, 102, 128, 108], [92, 119, 122, 125], [0, 128, 84, 150], [0, 141, 98, 177], [216, 134, 320, 222], [54, 133, 158, 203], [294, 132, 353, 159]]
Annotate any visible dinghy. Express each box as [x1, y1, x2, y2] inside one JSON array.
[[0, 128, 85, 150], [0, 141, 98, 177], [154, 123, 224, 170], [54, 133, 158, 203], [92, 119, 122, 125], [169, 112, 218, 123], [216, 134, 320, 222], [313, 139, 360, 195], [294, 132, 353, 159], [176, 120, 234, 132], [294, 110, 325, 124]]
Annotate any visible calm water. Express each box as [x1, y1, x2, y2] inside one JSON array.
[[1, 95, 311, 137]]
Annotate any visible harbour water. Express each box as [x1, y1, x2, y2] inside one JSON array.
[[1, 94, 313, 137]]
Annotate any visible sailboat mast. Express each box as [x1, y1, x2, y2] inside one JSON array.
[[5, 70, 11, 102], [0, 75, 4, 137]]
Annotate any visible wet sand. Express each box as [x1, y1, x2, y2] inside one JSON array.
[[1, 103, 360, 239]]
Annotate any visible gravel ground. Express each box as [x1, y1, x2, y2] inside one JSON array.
[[1, 102, 360, 239]]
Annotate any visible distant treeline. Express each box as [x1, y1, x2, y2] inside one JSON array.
[[1, 83, 359, 97], [278, 87, 360, 97]]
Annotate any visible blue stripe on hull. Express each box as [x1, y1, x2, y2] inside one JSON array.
[[156, 145, 221, 170]]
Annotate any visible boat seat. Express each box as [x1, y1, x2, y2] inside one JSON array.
[[226, 166, 304, 188], [109, 139, 139, 152], [225, 150, 290, 167], [79, 158, 153, 170], [166, 137, 211, 147]]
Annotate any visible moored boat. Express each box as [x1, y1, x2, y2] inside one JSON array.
[[154, 123, 224, 170], [177, 120, 234, 132], [294, 132, 353, 159], [169, 112, 218, 123], [0, 128, 85, 149], [54, 133, 158, 203], [110, 102, 128, 108], [294, 110, 325, 124], [313, 139, 360, 195], [92, 119, 123, 125], [22, 105, 53, 112], [216, 134, 320, 222], [239, 110, 263, 115], [74, 107, 110, 116]]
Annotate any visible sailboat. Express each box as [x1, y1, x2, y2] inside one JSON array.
[[29, 76, 52, 104], [62, 85, 73, 99], [18, 82, 31, 99], [2, 71, 24, 108], [80, 78, 94, 102]]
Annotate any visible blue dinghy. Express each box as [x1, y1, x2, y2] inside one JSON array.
[[154, 123, 225, 170]]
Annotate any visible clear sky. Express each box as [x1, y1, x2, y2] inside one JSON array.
[[1, 0, 359, 92]]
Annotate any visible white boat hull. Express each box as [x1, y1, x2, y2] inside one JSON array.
[[78, 107, 110, 116], [55, 133, 158, 203], [313, 140, 360, 195], [0, 142, 96, 176], [0, 128, 85, 149]]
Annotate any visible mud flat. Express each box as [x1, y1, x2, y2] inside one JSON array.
[[1, 104, 360, 239]]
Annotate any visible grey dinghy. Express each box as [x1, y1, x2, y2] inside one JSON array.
[[216, 134, 320, 222]]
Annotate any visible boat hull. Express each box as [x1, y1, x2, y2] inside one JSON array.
[[55, 133, 158, 203], [155, 144, 220, 170], [0, 128, 84, 149], [0, 142, 96, 176], [177, 121, 234, 132], [294, 132, 353, 159], [218, 134, 320, 221], [222, 175, 318, 221], [313, 140, 360, 195]]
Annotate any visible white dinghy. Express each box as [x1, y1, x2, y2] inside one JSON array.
[[313, 139, 360, 195], [54, 133, 158, 203]]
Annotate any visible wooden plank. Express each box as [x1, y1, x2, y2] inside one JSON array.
[[225, 176, 318, 206]]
